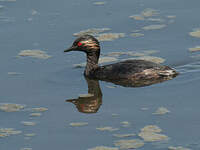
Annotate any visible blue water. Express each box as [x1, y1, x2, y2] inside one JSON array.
[[1, 0, 200, 149]]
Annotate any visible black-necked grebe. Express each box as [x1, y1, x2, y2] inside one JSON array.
[[64, 35, 178, 86]]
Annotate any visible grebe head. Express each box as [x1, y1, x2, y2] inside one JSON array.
[[64, 35, 100, 54]]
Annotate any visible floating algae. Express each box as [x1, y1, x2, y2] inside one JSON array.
[[113, 133, 135, 138], [129, 15, 145, 20], [147, 18, 164, 22], [31, 9, 39, 15], [166, 15, 176, 19], [18, 50, 52, 59], [141, 8, 159, 17], [189, 46, 200, 52], [24, 133, 36, 137], [0, 128, 22, 138], [20, 148, 32, 150], [120, 121, 131, 127], [97, 33, 125, 41], [189, 28, 200, 38], [32, 107, 48, 112], [142, 24, 167, 30], [96, 126, 119, 132], [138, 125, 169, 142], [140, 125, 162, 133], [104, 52, 129, 57], [122, 56, 165, 64], [30, 113, 41, 117], [0, 103, 25, 112], [8, 72, 23, 75], [93, 2, 106, 5], [73, 28, 111, 37], [69, 122, 88, 127], [130, 33, 144, 37], [114, 139, 144, 149], [129, 8, 159, 21], [21, 121, 36, 126], [88, 146, 119, 150], [141, 107, 149, 111], [74, 57, 117, 68], [111, 113, 119, 117], [0, 0, 16, 1], [98, 57, 118, 63], [137, 56, 165, 64], [104, 51, 144, 57], [168, 146, 191, 150], [153, 107, 170, 115]]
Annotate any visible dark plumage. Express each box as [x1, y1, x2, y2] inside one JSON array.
[[64, 35, 178, 87]]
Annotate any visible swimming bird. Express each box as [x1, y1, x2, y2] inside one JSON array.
[[64, 35, 178, 87]]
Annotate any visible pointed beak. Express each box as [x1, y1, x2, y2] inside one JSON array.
[[64, 46, 77, 52]]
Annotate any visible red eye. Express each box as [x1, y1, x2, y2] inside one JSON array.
[[78, 42, 82, 46]]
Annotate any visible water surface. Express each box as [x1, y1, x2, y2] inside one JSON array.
[[1, 0, 200, 149]]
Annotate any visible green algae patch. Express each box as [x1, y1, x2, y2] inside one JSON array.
[[31, 9, 39, 15], [93, 2, 106, 5], [8, 72, 23, 75], [73, 28, 111, 37], [114, 139, 144, 149], [97, 33, 125, 41], [0, 103, 25, 112], [137, 56, 165, 64], [130, 33, 144, 37], [30, 113, 41, 117], [138, 125, 169, 142], [167, 15, 176, 19], [141, 8, 159, 17], [141, 107, 149, 111], [98, 57, 118, 63], [74, 56, 117, 68], [24, 133, 36, 137], [120, 121, 131, 127], [0, 128, 22, 138], [189, 29, 200, 38], [153, 107, 170, 115], [96, 126, 119, 132], [147, 18, 164, 22], [113, 133, 135, 138], [88, 146, 119, 150], [129, 15, 145, 20], [0, 0, 16, 1], [122, 56, 165, 64], [104, 50, 158, 58], [142, 24, 167, 30], [141, 125, 162, 133], [21, 121, 36, 126], [168, 146, 191, 150], [18, 50, 52, 59], [189, 46, 200, 52], [69, 122, 88, 127], [111, 113, 119, 117], [32, 107, 48, 112], [74, 50, 160, 68], [20, 148, 32, 150], [129, 8, 159, 21]]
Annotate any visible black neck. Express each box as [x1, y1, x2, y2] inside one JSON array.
[[84, 51, 100, 76]]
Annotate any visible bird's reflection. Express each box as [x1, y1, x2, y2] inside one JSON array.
[[66, 77, 102, 114], [66, 74, 177, 114]]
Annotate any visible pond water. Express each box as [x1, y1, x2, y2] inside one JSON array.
[[1, 0, 200, 150]]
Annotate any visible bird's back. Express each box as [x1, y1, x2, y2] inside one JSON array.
[[91, 60, 168, 78]]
